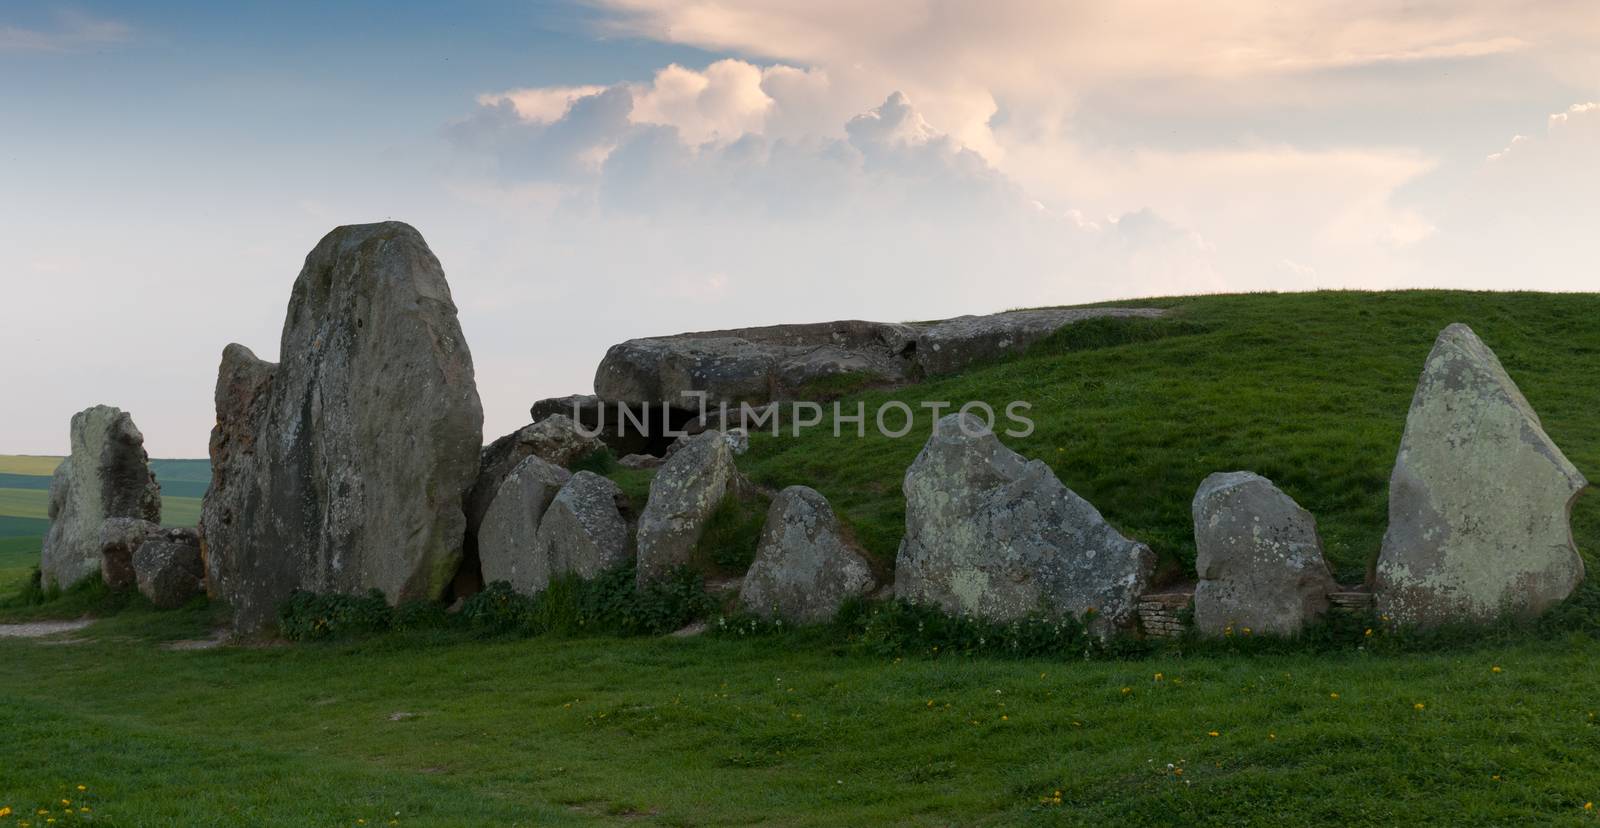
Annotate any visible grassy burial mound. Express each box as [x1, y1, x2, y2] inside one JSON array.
[[738, 290, 1600, 586], [3, 289, 1599, 825]]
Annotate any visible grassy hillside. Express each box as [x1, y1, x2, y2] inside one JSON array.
[[741, 291, 1600, 583]]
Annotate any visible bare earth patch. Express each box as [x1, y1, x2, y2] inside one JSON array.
[[0, 618, 94, 638]]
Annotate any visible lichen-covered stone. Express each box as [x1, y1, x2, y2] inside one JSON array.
[[1375, 323, 1588, 626], [41, 406, 162, 589], [477, 456, 571, 594], [199, 222, 484, 631], [1192, 472, 1338, 637], [535, 471, 631, 582], [739, 486, 876, 624], [134, 529, 204, 609], [894, 413, 1154, 635], [635, 430, 736, 585]]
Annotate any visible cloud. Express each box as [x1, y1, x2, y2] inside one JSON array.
[[0, 9, 132, 52]]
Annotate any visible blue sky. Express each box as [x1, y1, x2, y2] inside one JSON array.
[[3, 1, 1598, 455]]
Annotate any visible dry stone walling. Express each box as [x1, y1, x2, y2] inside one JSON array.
[[1375, 323, 1589, 627], [199, 222, 484, 631], [1191, 471, 1340, 637], [40, 405, 162, 590], [894, 413, 1155, 636]]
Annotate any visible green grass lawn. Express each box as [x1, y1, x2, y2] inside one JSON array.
[[2, 616, 1599, 825], [0, 536, 40, 592], [3, 290, 1599, 826]]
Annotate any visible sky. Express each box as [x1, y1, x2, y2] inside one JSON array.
[[2, 0, 1598, 457]]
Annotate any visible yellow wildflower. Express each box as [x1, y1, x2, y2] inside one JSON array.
[[1330, 693, 1340, 700], [1492, 666, 1502, 674], [1207, 730, 1220, 737], [1414, 703, 1425, 711]]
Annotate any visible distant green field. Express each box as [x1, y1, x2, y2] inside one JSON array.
[[0, 457, 208, 534], [0, 488, 50, 520], [0, 455, 66, 476]]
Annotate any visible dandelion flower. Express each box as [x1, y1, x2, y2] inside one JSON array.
[[1121, 687, 1132, 695], [1154, 673, 1164, 682], [0, 807, 10, 817], [1208, 730, 1220, 737], [1414, 703, 1425, 711], [1330, 693, 1340, 700], [1364, 629, 1373, 637], [1492, 666, 1502, 674]]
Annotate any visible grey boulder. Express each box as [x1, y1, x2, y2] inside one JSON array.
[[1375, 323, 1588, 627], [913, 308, 1165, 376], [895, 413, 1154, 635], [41, 406, 162, 590], [521, 414, 605, 468], [134, 529, 204, 609], [739, 486, 876, 624], [199, 222, 484, 632], [99, 517, 161, 591], [635, 430, 737, 585], [477, 456, 571, 594], [618, 453, 664, 470], [535, 471, 632, 582], [592, 308, 1168, 412], [1191, 472, 1339, 637]]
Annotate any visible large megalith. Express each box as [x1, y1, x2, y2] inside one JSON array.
[[895, 413, 1154, 635], [41, 406, 162, 590], [477, 456, 571, 595], [739, 486, 876, 624], [635, 430, 737, 585], [199, 222, 484, 631], [1191, 472, 1339, 637], [1375, 323, 1588, 626]]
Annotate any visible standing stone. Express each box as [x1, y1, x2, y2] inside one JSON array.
[[635, 430, 737, 585], [134, 529, 205, 609], [1376, 323, 1588, 626], [739, 486, 876, 624], [100, 517, 161, 591], [40, 406, 162, 590], [535, 472, 631, 582], [199, 222, 484, 631], [1191, 472, 1339, 637], [895, 413, 1154, 635], [478, 456, 571, 594]]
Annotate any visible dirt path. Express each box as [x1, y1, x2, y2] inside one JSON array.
[[0, 618, 94, 638]]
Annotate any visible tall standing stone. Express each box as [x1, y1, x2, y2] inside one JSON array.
[[1191, 472, 1339, 637], [199, 222, 484, 631], [1376, 323, 1588, 627], [895, 413, 1154, 635], [41, 406, 162, 589]]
